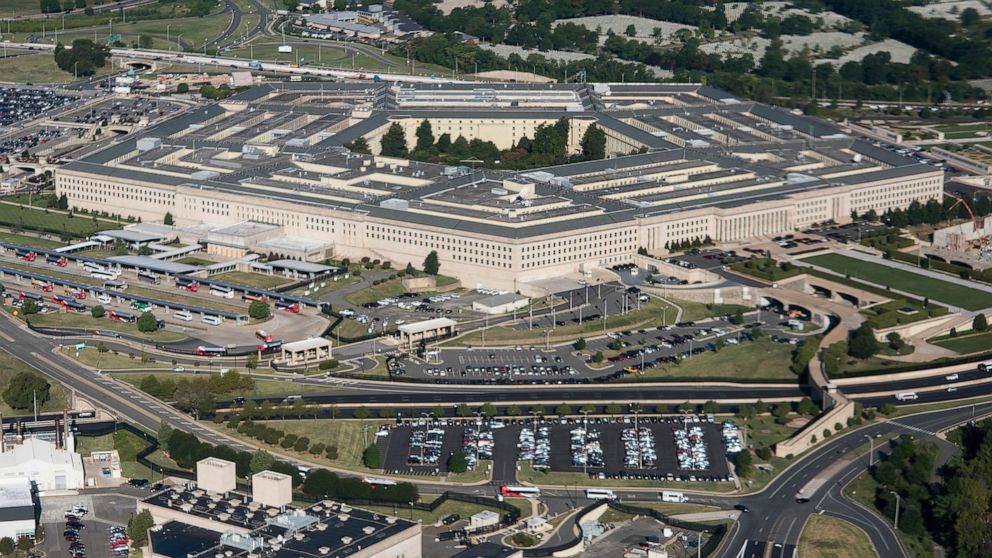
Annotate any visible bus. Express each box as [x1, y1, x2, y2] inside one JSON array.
[[62, 299, 87, 312], [103, 280, 128, 290], [258, 340, 283, 352], [243, 293, 269, 303], [194, 345, 226, 357], [31, 280, 53, 292], [979, 361, 992, 373], [18, 291, 42, 301], [362, 477, 398, 487], [16, 250, 36, 261], [255, 330, 273, 343], [91, 269, 119, 281], [176, 277, 199, 292], [500, 486, 541, 498], [585, 489, 616, 500], [209, 285, 234, 299], [137, 271, 160, 285], [131, 300, 152, 312], [275, 300, 301, 313], [108, 310, 136, 323], [82, 261, 105, 272], [202, 315, 222, 326], [46, 254, 68, 267]]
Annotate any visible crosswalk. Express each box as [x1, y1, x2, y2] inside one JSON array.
[[887, 419, 936, 437]]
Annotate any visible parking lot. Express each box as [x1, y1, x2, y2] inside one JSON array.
[[0, 87, 76, 127], [378, 416, 736, 483], [53, 99, 183, 126], [38, 493, 138, 558]]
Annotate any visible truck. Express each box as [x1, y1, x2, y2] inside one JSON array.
[[795, 477, 829, 503], [248, 60, 262, 70], [895, 392, 918, 402], [660, 491, 688, 503]]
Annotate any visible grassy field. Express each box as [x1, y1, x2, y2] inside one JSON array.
[[516, 462, 736, 492], [294, 274, 360, 297], [0, 231, 65, 249], [798, 514, 878, 558], [27, 312, 189, 342], [675, 299, 752, 323], [344, 278, 409, 306], [802, 253, 992, 310], [117, 373, 340, 398], [175, 256, 215, 266], [223, 42, 349, 65], [930, 331, 992, 354], [0, 203, 116, 237], [0, 348, 67, 416], [210, 271, 293, 290], [744, 415, 802, 450], [450, 297, 678, 347], [629, 337, 795, 381], [61, 347, 170, 370], [0, 53, 75, 84], [4, 0, 43, 16]]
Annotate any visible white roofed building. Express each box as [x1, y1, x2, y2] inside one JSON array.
[[0, 438, 85, 492], [0, 479, 36, 541]]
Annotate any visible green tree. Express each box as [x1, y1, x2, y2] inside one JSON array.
[[126, 509, 154, 548], [973, 313, 988, 332], [379, 123, 408, 157], [176, 83, 189, 94], [592, 351, 604, 363], [456, 403, 472, 417], [605, 402, 623, 414], [353, 406, 370, 419], [797, 397, 817, 416], [414, 119, 434, 152], [248, 301, 271, 320], [624, 24, 636, 36], [249, 449, 275, 474], [333, 0, 346, 9], [506, 404, 522, 416], [157, 421, 174, 452], [20, 299, 40, 315], [362, 444, 381, 468], [702, 400, 719, 414], [772, 402, 791, 418], [573, 338, 587, 350], [579, 123, 606, 160], [2, 372, 50, 410], [0, 538, 13, 556], [555, 403, 572, 416], [16, 537, 31, 553], [480, 402, 497, 417], [346, 136, 370, 154], [423, 250, 440, 275], [91, 305, 105, 318], [137, 311, 158, 332], [163, 212, 174, 226], [848, 323, 880, 359], [738, 403, 757, 420], [53, 39, 109, 77], [733, 450, 754, 479], [58, 193, 69, 210], [245, 354, 258, 373], [447, 451, 468, 474]]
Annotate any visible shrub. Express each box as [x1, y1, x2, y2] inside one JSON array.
[[362, 444, 381, 468], [756, 447, 772, 460]]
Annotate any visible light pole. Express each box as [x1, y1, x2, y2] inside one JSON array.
[[177, 34, 183, 52], [889, 491, 901, 531], [73, 61, 78, 79], [167, 24, 171, 44], [864, 434, 875, 466]]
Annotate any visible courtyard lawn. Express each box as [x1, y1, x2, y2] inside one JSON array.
[[629, 337, 796, 381], [0, 348, 67, 417], [798, 514, 878, 558], [930, 331, 992, 354], [210, 271, 294, 290], [802, 253, 992, 310]]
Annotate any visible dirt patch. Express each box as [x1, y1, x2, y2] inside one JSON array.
[[787, 417, 811, 429]]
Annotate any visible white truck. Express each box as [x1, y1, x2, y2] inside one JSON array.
[[660, 491, 688, 503], [795, 477, 829, 503]]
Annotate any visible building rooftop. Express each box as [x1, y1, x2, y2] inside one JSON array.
[[106, 255, 200, 275]]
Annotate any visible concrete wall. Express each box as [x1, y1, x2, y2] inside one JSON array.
[[774, 401, 855, 458]]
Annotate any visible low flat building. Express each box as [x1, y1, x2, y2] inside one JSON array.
[[398, 318, 457, 350], [472, 293, 530, 314], [278, 337, 332, 366], [0, 479, 36, 541], [0, 438, 84, 492]]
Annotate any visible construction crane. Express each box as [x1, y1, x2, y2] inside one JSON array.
[[943, 192, 991, 254]]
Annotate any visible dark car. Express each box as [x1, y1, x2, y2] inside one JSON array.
[[733, 504, 750, 513]]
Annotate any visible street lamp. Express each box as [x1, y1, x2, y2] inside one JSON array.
[[864, 434, 875, 467], [889, 491, 901, 531], [167, 24, 171, 43]]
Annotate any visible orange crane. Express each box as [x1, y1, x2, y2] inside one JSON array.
[[943, 193, 990, 253]]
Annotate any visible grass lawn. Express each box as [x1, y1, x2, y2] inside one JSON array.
[[798, 514, 878, 558], [0, 54, 73, 84], [117, 373, 340, 398], [75, 429, 162, 481], [743, 415, 802, 450], [0, 203, 116, 237], [27, 312, 188, 342], [223, 42, 350, 65], [628, 337, 796, 381], [360, 495, 528, 524], [516, 462, 736, 492], [598, 501, 717, 523], [76, 248, 120, 260], [175, 257, 215, 266], [344, 278, 409, 306], [674, 299, 752, 323], [61, 347, 170, 370], [343, 356, 390, 379], [930, 331, 992, 354], [0, 348, 67, 416], [4, 0, 43, 16], [450, 297, 678, 347], [802, 253, 992, 310], [0, 231, 65, 249], [294, 274, 360, 297], [210, 271, 293, 290], [333, 318, 377, 339]]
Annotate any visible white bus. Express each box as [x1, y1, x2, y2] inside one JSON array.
[[500, 485, 541, 498], [202, 315, 222, 326], [585, 489, 616, 500], [82, 261, 105, 272], [209, 285, 234, 299], [90, 269, 120, 280]]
